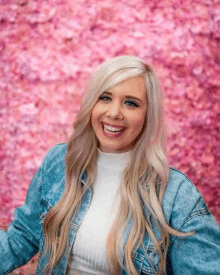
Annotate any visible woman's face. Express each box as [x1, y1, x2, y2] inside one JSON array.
[[91, 76, 147, 153]]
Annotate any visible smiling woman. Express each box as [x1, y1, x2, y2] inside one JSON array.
[[91, 76, 147, 153], [0, 56, 220, 275]]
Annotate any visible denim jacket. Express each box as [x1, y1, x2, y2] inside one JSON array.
[[0, 143, 220, 275]]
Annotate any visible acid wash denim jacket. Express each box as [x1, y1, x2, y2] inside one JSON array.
[[0, 143, 220, 275]]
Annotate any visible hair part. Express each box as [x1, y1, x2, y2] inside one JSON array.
[[41, 55, 195, 275]]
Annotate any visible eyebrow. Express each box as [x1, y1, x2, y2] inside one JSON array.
[[102, 91, 143, 103]]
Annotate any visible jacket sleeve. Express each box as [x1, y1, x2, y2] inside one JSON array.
[[167, 191, 220, 274], [0, 162, 43, 274]]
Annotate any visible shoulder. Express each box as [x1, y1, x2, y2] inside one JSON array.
[[166, 167, 200, 199], [165, 167, 202, 203], [42, 143, 67, 165], [162, 167, 211, 229], [40, 143, 67, 173]]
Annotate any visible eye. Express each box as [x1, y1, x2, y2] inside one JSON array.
[[99, 95, 139, 107], [125, 100, 139, 107], [99, 95, 111, 101]]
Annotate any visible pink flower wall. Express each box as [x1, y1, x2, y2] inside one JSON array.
[[1, 0, 220, 273]]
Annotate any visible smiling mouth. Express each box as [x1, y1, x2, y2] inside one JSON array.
[[102, 122, 125, 129], [102, 123, 126, 133]]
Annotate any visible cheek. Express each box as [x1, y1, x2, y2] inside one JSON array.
[[130, 112, 146, 126], [130, 115, 146, 134], [91, 105, 98, 120], [92, 103, 101, 117], [131, 124, 144, 136], [91, 106, 102, 128], [91, 113, 96, 132]]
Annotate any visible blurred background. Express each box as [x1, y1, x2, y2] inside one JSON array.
[[0, 0, 219, 274]]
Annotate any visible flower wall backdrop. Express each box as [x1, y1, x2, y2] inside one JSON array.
[[0, 0, 219, 274]]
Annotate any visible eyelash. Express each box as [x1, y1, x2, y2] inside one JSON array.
[[99, 95, 139, 107]]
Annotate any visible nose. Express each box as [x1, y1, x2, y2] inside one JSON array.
[[106, 101, 123, 119]]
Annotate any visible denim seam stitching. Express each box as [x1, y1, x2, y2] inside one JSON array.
[[185, 209, 210, 223]]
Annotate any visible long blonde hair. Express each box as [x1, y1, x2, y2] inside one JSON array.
[[42, 56, 194, 274]]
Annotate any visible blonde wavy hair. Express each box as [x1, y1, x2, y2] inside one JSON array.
[[42, 56, 194, 274]]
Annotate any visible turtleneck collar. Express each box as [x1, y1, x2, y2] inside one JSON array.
[[97, 147, 131, 166]]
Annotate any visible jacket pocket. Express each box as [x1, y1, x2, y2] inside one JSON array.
[[133, 243, 160, 275]]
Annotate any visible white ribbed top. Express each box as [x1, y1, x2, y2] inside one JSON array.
[[66, 148, 131, 275]]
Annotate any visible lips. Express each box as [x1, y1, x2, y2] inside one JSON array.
[[101, 123, 126, 137]]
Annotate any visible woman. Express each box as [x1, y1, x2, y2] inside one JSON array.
[[0, 56, 219, 275]]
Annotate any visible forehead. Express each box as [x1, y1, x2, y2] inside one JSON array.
[[107, 76, 147, 100]]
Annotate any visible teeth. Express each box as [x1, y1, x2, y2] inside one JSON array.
[[104, 128, 124, 134], [103, 124, 125, 132]]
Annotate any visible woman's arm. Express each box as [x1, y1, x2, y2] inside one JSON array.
[[0, 164, 42, 274], [167, 195, 220, 275]]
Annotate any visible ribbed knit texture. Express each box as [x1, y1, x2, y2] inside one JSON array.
[[66, 148, 131, 275]]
